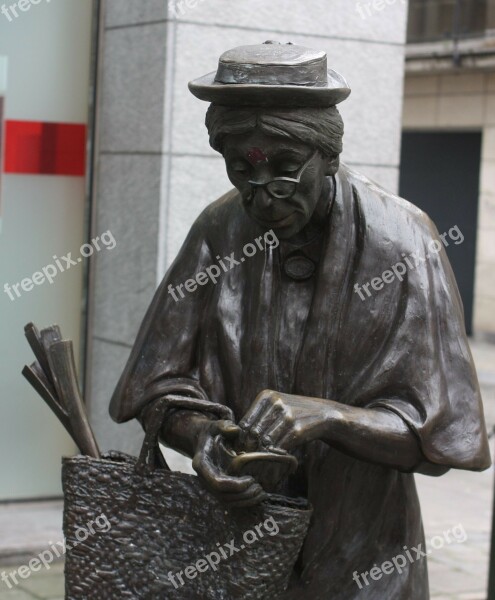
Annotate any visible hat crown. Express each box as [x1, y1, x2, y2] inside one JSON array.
[[219, 42, 326, 67], [215, 42, 328, 88]]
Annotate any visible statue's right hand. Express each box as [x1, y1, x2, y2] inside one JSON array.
[[192, 420, 267, 507]]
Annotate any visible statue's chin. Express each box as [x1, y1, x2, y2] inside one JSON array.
[[274, 225, 302, 240]]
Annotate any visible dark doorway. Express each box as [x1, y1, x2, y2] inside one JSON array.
[[399, 131, 482, 335]]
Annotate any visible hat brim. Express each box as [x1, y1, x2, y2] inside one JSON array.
[[188, 69, 351, 107]]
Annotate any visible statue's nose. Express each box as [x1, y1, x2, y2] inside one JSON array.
[[253, 187, 274, 211]]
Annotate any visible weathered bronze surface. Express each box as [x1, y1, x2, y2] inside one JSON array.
[[110, 42, 491, 599]]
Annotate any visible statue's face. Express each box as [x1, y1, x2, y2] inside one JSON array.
[[223, 130, 330, 239]]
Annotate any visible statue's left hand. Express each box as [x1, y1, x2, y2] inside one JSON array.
[[238, 389, 332, 452]]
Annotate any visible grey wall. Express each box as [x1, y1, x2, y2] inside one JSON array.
[[87, 0, 409, 455]]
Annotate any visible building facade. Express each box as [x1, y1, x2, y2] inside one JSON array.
[[402, 0, 495, 338]]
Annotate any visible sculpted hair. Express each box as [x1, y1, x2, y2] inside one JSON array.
[[205, 104, 344, 160]]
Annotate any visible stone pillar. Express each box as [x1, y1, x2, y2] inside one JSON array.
[[86, 0, 170, 452]]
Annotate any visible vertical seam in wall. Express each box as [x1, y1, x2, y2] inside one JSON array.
[[157, 19, 178, 284], [396, 43, 406, 196], [482, 74, 489, 124], [474, 114, 487, 330], [85, 0, 105, 412], [434, 74, 440, 125]]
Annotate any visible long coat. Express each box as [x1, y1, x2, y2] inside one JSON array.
[[110, 164, 490, 599]]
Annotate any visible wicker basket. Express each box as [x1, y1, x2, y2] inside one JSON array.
[[62, 399, 312, 599]]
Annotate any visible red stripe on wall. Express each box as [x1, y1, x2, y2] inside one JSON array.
[[3, 120, 86, 176]]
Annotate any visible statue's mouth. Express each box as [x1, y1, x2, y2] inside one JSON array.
[[255, 212, 296, 228]]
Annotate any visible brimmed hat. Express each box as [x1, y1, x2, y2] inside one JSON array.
[[188, 41, 351, 107]]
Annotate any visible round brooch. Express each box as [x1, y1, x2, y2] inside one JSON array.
[[283, 255, 316, 281]]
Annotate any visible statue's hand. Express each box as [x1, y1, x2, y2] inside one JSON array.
[[192, 420, 267, 507], [239, 389, 330, 452]]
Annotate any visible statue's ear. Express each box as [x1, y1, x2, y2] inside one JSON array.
[[325, 155, 340, 176]]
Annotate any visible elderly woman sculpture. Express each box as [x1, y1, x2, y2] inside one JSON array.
[[110, 42, 491, 599]]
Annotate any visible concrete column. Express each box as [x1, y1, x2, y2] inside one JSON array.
[[86, 0, 170, 452]]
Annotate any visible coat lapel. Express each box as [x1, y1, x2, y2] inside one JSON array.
[[294, 166, 362, 401]]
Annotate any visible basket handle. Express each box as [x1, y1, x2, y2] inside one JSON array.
[[136, 395, 235, 474]]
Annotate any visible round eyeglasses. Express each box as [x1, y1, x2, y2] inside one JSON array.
[[247, 150, 318, 201]]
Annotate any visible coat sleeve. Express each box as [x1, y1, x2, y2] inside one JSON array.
[[109, 209, 215, 423], [367, 232, 492, 473], [337, 186, 491, 473]]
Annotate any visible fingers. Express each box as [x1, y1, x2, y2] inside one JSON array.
[[214, 479, 266, 507], [239, 390, 287, 447], [249, 404, 284, 444], [220, 487, 267, 508], [215, 420, 241, 439], [238, 389, 274, 430], [261, 418, 292, 448], [192, 417, 275, 506], [195, 457, 264, 502], [192, 436, 255, 494]]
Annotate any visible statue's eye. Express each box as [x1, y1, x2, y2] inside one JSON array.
[[278, 163, 300, 175], [229, 161, 250, 176]]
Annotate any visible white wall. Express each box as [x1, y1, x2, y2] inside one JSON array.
[[0, 0, 94, 499]]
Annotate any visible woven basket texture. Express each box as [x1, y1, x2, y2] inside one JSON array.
[[62, 452, 312, 599]]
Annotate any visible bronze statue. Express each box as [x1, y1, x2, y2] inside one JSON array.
[[110, 42, 491, 599]]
